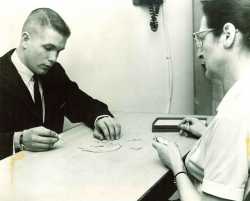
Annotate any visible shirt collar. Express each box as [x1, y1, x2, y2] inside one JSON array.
[[11, 50, 34, 84], [217, 68, 250, 113]]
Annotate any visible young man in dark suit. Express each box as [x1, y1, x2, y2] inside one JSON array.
[[0, 8, 121, 159]]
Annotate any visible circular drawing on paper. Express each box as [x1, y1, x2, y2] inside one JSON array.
[[79, 141, 122, 153]]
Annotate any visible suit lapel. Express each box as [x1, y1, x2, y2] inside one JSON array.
[[0, 50, 43, 121]]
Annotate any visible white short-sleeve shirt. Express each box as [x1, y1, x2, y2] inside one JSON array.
[[185, 72, 250, 201]]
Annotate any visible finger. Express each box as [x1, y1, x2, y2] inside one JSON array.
[[179, 129, 188, 136], [97, 122, 110, 140], [183, 131, 189, 137], [187, 117, 196, 125], [114, 123, 121, 140], [93, 129, 104, 140], [179, 118, 187, 125], [109, 125, 116, 140], [103, 119, 116, 140], [152, 141, 166, 150], [110, 118, 121, 140], [178, 122, 186, 129], [179, 117, 195, 126], [152, 141, 159, 149], [179, 123, 189, 132], [35, 127, 59, 138], [28, 142, 52, 150], [179, 128, 191, 137], [155, 136, 169, 145], [39, 130, 59, 138], [25, 147, 49, 152], [49, 131, 59, 138], [179, 129, 184, 136], [32, 135, 59, 144], [35, 126, 52, 134]]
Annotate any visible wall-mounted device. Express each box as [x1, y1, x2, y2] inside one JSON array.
[[133, 0, 164, 32]]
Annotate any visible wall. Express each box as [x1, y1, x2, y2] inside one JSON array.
[[0, 0, 194, 114]]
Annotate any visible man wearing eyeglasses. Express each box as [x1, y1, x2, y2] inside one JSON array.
[[153, 0, 250, 201], [193, 28, 216, 78]]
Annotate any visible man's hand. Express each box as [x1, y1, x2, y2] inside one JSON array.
[[152, 138, 185, 175], [178, 117, 207, 138], [22, 126, 59, 152], [94, 116, 121, 140]]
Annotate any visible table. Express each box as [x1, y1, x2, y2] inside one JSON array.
[[0, 112, 197, 201]]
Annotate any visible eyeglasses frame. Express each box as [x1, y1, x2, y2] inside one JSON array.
[[193, 28, 216, 49]]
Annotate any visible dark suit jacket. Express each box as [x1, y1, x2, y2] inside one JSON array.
[[0, 49, 113, 159]]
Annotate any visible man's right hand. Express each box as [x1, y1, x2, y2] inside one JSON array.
[[22, 126, 59, 152], [178, 117, 207, 138]]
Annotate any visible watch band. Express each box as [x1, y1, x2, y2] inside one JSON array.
[[173, 171, 187, 185], [19, 133, 25, 151]]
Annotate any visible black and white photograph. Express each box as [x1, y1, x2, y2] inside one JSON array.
[[0, 0, 249, 201]]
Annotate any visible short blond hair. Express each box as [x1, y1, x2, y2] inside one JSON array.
[[22, 8, 71, 38]]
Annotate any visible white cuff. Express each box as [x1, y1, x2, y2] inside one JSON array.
[[94, 115, 110, 128], [13, 131, 23, 153], [202, 179, 245, 201]]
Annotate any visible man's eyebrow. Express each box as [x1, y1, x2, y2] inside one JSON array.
[[43, 44, 56, 48], [43, 44, 65, 51]]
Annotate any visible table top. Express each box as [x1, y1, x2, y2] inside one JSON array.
[[0, 112, 196, 201]]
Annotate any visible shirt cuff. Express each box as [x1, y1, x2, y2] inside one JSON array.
[[94, 115, 110, 128], [13, 131, 23, 153], [202, 179, 245, 201]]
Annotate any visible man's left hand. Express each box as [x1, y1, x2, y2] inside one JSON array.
[[152, 139, 184, 175], [94, 116, 121, 140]]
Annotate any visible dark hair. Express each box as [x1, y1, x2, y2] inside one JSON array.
[[22, 8, 71, 38], [201, 0, 250, 49]]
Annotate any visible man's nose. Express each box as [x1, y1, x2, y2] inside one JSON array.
[[48, 51, 58, 63]]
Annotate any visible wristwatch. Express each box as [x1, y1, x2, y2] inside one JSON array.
[[19, 133, 25, 151]]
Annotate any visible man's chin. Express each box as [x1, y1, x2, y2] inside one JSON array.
[[204, 71, 215, 81], [38, 69, 49, 75], [37, 64, 52, 75]]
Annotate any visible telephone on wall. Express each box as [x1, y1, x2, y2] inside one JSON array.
[[133, 0, 164, 32]]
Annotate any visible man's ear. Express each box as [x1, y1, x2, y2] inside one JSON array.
[[21, 32, 31, 49], [222, 23, 237, 49]]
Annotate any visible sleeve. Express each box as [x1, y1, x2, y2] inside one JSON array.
[[0, 84, 15, 159], [51, 64, 113, 128], [201, 115, 248, 201]]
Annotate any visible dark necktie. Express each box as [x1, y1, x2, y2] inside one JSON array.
[[33, 75, 43, 123]]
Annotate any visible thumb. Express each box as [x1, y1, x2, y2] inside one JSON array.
[[152, 141, 158, 149], [93, 129, 104, 140], [152, 141, 162, 150]]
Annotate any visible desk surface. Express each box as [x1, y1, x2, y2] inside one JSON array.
[[0, 112, 196, 201]]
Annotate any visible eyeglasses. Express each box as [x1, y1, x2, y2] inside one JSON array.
[[193, 28, 215, 49]]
